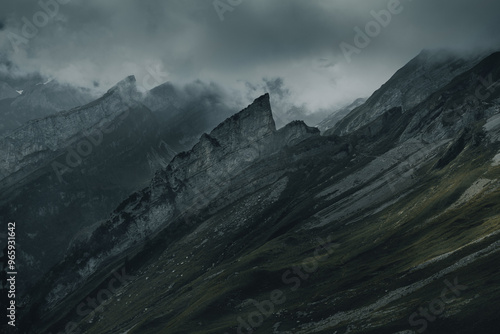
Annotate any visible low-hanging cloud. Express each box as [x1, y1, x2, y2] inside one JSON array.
[[0, 0, 499, 118]]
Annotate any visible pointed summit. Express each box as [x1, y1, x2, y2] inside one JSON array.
[[210, 93, 276, 145], [104, 75, 141, 104], [231, 93, 272, 121], [106, 75, 137, 94], [252, 92, 271, 109]]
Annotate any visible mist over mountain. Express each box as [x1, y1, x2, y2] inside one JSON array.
[[317, 97, 367, 132], [2, 1, 500, 120]]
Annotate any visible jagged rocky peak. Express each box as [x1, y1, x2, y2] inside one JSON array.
[[281, 119, 320, 133], [164, 93, 276, 178], [275, 120, 320, 147], [108, 75, 137, 92], [210, 93, 276, 144], [169, 93, 319, 167], [169, 93, 318, 165], [153, 93, 318, 192], [105, 75, 141, 102]]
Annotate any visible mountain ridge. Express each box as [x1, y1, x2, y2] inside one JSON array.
[[328, 49, 491, 136]]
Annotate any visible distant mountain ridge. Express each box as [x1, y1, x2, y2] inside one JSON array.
[[0, 79, 95, 135], [317, 97, 366, 132], [328, 49, 491, 136], [0, 76, 140, 183]]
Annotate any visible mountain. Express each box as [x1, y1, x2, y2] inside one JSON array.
[[0, 76, 137, 183], [316, 97, 367, 132], [328, 49, 489, 136], [0, 79, 95, 135], [12, 50, 500, 334], [0, 75, 267, 299], [0, 76, 171, 294]]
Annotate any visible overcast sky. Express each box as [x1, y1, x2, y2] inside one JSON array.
[[0, 0, 499, 120]]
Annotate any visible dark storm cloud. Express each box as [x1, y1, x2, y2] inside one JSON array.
[[0, 0, 499, 115]]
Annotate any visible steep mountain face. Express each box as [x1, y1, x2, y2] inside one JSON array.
[[16, 51, 500, 334], [0, 76, 171, 294], [0, 76, 137, 184], [329, 49, 488, 136], [0, 79, 94, 135], [0, 75, 264, 298], [316, 97, 366, 132], [400, 52, 500, 143]]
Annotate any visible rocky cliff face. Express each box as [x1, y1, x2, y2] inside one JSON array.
[[0, 76, 138, 183], [330, 49, 488, 136], [400, 52, 500, 143], [0, 76, 170, 294], [155, 95, 319, 214]]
